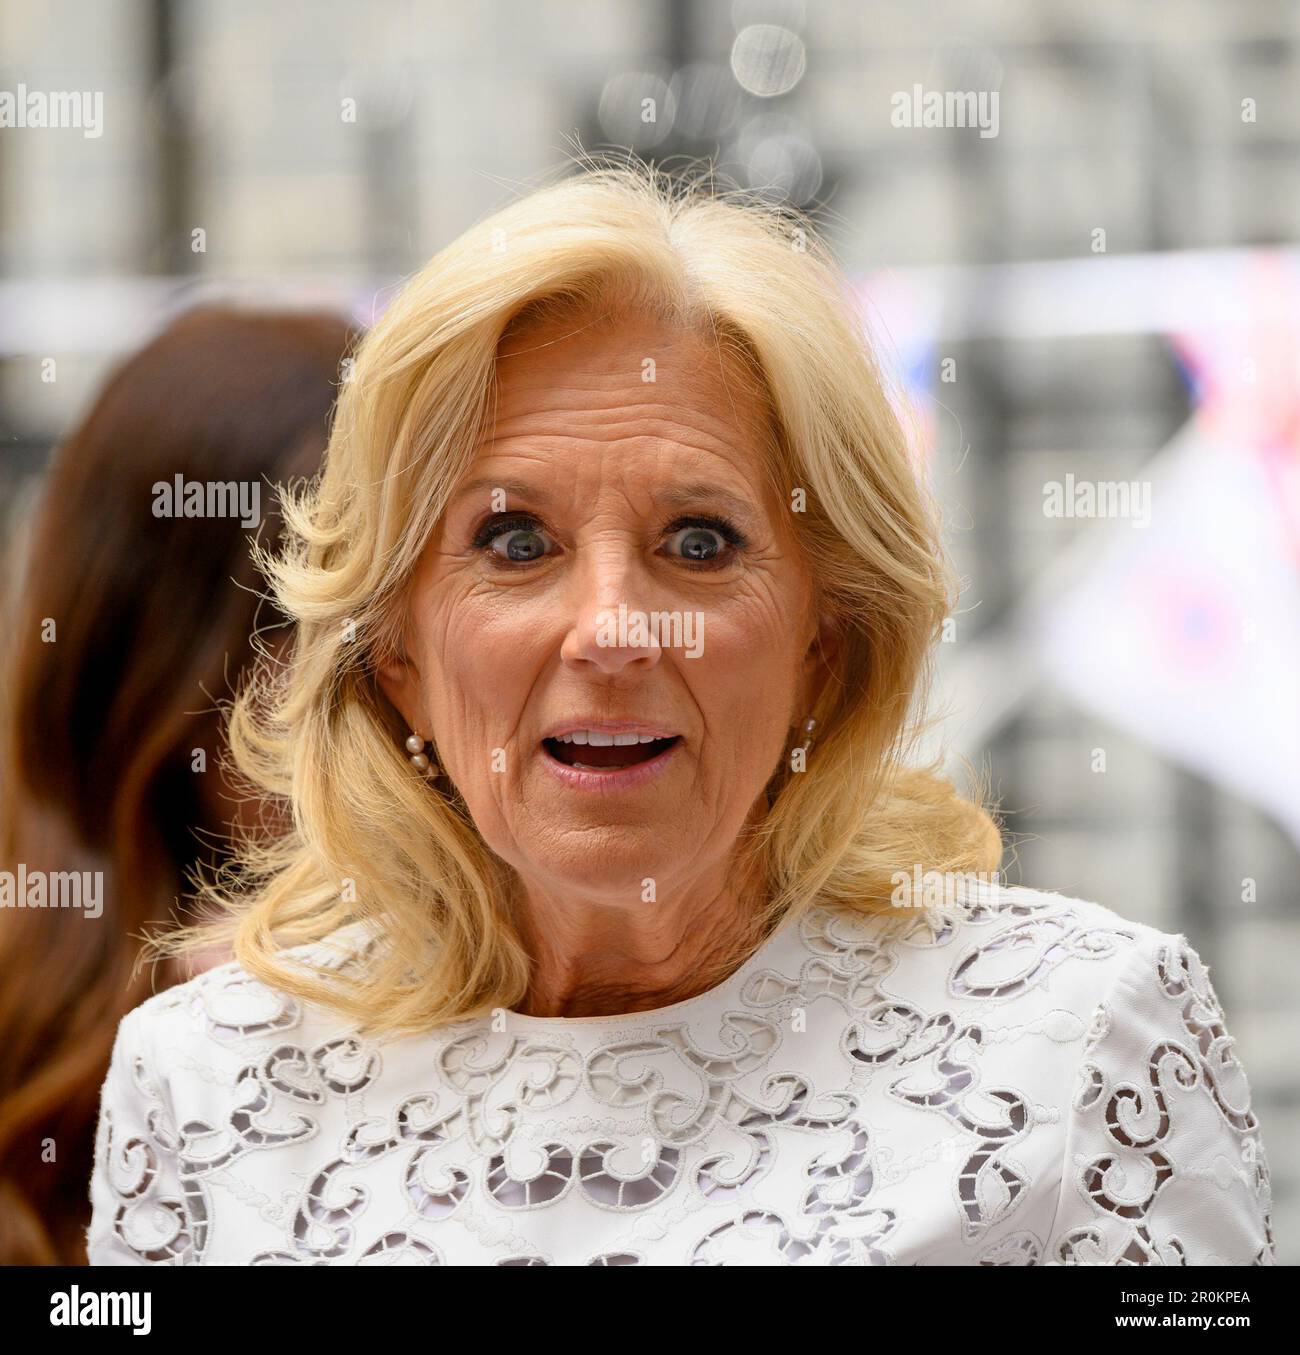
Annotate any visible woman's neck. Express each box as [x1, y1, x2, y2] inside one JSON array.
[[511, 863, 770, 1018]]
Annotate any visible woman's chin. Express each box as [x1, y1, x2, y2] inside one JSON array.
[[520, 842, 683, 903]]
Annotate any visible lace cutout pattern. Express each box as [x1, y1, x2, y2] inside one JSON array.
[[87, 887, 1276, 1266], [1051, 937, 1274, 1265]]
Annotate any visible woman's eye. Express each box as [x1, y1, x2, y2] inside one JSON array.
[[488, 525, 553, 562], [662, 525, 733, 564], [472, 514, 745, 567], [471, 515, 557, 564]]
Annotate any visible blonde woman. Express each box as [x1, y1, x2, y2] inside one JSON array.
[[87, 165, 1273, 1267]]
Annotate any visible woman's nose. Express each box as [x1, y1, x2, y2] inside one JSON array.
[[559, 547, 664, 674]]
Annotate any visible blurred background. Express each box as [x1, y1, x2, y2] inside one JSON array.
[[0, 0, 1295, 1262]]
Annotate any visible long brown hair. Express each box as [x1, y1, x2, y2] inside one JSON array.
[[0, 304, 354, 1264]]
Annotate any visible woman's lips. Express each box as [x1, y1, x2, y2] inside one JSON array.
[[539, 734, 681, 789]]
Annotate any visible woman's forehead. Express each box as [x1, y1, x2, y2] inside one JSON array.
[[488, 313, 774, 447]]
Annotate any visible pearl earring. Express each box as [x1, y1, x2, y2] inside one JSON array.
[[796, 716, 817, 755], [404, 731, 439, 775]]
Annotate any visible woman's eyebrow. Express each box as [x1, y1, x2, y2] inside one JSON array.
[[654, 483, 761, 524], [448, 477, 761, 523], [449, 476, 552, 509]]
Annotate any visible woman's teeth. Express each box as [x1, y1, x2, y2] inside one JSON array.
[[551, 731, 666, 745], [543, 733, 679, 769]]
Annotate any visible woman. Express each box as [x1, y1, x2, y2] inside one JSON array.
[[0, 304, 354, 1264], [88, 166, 1274, 1266]]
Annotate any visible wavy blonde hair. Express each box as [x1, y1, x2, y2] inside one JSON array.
[[151, 160, 1003, 1034]]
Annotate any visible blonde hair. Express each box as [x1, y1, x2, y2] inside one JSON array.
[[152, 160, 1003, 1034]]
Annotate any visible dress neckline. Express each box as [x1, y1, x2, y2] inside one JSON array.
[[498, 906, 804, 1029]]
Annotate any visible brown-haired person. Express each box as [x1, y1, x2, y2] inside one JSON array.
[[0, 304, 355, 1264]]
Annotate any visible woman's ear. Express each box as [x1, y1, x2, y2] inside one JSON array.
[[802, 609, 840, 712], [376, 650, 423, 734]]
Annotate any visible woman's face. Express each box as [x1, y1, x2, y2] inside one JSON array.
[[380, 311, 832, 906]]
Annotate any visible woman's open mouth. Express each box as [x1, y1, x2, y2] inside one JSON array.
[[542, 731, 681, 772]]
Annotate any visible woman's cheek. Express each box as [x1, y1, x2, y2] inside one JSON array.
[[700, 605, 801, 693], [435, 604, 542, 761], [440, 593, 523, 674]]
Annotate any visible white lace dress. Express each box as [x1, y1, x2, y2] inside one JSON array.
[[87, 883, 1276, 1266]]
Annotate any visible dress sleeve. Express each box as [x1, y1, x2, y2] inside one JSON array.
[[1045, 930, 1276, 1265], [87, 1004, 191, 1265]]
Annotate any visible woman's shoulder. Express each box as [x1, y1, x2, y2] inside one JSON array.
[[923, 875, 1189, 953], [962, 876, 1175, 937], [120, 919, 381, 1059], [822, 876, 1212, 1021], [942, 884, 1275, 1264]]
